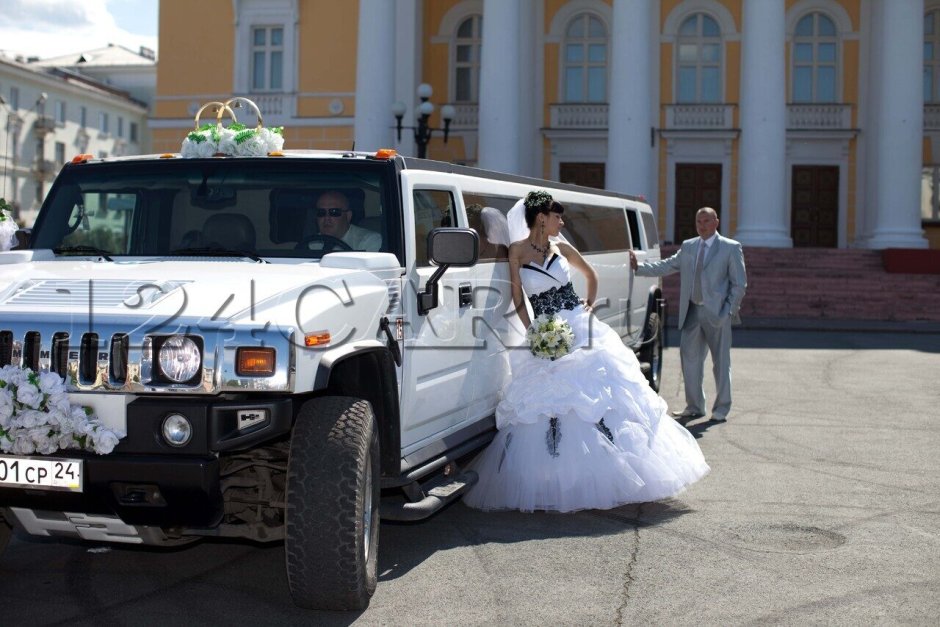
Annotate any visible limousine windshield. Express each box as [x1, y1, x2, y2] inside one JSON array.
[[30, 159, 400, 260]]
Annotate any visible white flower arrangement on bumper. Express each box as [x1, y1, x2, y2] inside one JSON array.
[[0, 365, 125, 455], [181, 122, 284, 158], [527, 314, 576, 361]]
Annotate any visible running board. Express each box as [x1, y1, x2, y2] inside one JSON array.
[[381, 470, 478, 521]]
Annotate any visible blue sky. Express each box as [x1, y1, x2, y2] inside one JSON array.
[[0, 0, 158, 60]]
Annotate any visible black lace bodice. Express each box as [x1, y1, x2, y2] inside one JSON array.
[[529, 282, 580, 316]]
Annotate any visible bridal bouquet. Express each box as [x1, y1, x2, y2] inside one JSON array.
[[527, 314, 575, 361], [0, 365, 125, 455], [0, 198, 17, 252], [181, 122, 284, 158]]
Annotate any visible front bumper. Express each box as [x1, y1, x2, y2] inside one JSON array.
[[0, 453, 222, 527], [0, 395, 294, 528]]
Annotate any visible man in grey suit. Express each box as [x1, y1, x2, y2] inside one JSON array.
[[629, 207, 747, 423]]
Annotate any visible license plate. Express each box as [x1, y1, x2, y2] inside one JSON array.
[[0, 455, 83, 492]]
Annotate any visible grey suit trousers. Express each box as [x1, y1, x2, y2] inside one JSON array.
[[681, 303, 732, 419]]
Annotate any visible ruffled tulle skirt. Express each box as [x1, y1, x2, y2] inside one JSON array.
[[462, 306, 709, 513]]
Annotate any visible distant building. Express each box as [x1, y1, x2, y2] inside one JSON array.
[[0, 45, 154, 226], [151, 0, 935, 250], [33, 44, 157, 111]]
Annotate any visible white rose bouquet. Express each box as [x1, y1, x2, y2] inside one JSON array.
[[181, 122, 284, 158], [526, 314, 575, 361], [0, 365, 125, 455]]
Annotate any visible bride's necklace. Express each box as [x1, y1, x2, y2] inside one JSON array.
[[530, 239, 549, 261]]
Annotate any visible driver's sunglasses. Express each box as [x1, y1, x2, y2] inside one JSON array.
[[316, 207, 347, 218]]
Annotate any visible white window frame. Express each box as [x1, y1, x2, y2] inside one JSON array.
[[786, 0, 853, 101], [561, 12, 608, 103], [232, 0, 297, 96], [250, 25, 285, 92], [452, 14, 483, 104], [790, 12, 839, 103], [675, 13, 723, 104]]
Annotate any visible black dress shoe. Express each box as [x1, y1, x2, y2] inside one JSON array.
[[671, 409, 705, 419], [710, 415, 728, 423]]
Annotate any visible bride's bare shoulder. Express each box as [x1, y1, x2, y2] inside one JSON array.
[[508, 240, 528, 256]]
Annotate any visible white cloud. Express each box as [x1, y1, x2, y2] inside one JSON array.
[[0, 0, 157, 60]]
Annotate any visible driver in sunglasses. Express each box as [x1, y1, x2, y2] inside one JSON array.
[[314, 190, 382, 251]]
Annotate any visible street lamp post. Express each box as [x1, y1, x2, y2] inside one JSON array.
[[392, 83, 455, 159]]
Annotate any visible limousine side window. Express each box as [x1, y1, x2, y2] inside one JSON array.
[[641, 211, 660, 249], [412, 189, 457, 266], [626, 208, 642, 249], [462, 192, 517, 261], [561, 203, 631, 253]]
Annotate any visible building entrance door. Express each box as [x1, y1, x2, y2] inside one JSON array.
[[791, 165, 838, 248], [675, 163, 721, 243], [559, 162, 605, 189]]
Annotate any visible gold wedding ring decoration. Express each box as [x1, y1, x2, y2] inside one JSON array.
[[192, 97, 264, 131]]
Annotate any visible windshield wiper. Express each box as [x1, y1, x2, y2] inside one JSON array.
[[168, 247, 267, 263], [53, 246, 114, 261]]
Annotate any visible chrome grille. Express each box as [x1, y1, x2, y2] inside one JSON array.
[[0, 314, 294, 394]]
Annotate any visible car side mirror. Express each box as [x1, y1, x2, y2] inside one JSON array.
[[418, 228, 479, 315]]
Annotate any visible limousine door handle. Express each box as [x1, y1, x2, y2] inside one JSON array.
[[458, 283, 472, 308]]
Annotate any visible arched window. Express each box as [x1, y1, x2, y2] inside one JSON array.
[[563, 13, 607, 103], [676, 13, 721, 103], [454, 15, 482, 103], [926, 9, 940, 103], [792, 12, 837, 103]]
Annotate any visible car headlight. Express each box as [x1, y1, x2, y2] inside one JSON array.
[[158, 335, 202, 383]]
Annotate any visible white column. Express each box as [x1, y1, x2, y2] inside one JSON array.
[[478, 0, 521, 173], [354, 0, 396, 152], [393, 0, 420, 157], [735, 0, 791, 247], [606, 0, 653, 198], [516, 0, 538, 177], [856, 0, 883, 246], [868, 0, 928, 249]]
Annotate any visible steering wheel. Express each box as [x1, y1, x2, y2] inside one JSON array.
[[65, 203, 87, 234], [294, 234, 353, 254]]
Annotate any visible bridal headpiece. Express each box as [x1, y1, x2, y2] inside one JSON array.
[[524, 190, 553, 211]]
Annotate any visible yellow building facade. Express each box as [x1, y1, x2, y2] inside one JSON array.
[[153, 0, 937, 250]]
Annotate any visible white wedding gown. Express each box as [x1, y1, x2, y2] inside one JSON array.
[[462, 253, 710, 513]]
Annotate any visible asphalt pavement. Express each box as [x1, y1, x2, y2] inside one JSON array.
[[1, 328, 938, 625]]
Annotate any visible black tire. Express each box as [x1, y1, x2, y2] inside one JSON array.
[[639, 311, 664, 392], [285, 396, 380, 611]]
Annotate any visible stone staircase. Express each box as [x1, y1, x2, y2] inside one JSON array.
[[657, 246, 940, 327]]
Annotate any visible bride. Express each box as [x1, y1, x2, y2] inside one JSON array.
[[462, 190, 710, 513]]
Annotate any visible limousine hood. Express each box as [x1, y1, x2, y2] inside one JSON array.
[[0, 256, 400, 328]]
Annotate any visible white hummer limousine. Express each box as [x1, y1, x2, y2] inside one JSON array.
[[0, 141, 664, 610]]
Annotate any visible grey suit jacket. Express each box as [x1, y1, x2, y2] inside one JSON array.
[[636, 233, 747, 330]]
